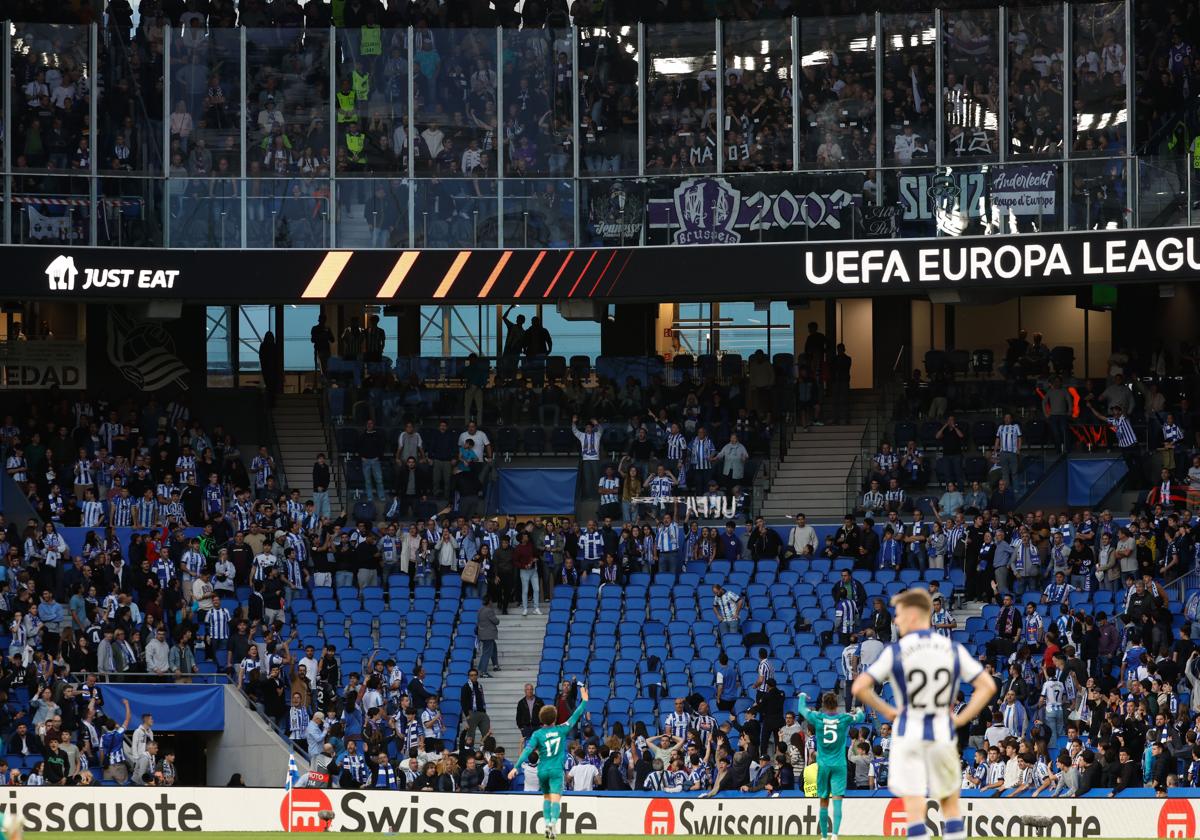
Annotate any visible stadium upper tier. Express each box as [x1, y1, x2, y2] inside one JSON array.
[[2, 2, 1195, 250]]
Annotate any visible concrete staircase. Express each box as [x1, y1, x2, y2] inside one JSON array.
[[761, 391, 888, 522], [271, 393, 327, 500], [760, 422, 867, 520], [479, 608, 548, 752]]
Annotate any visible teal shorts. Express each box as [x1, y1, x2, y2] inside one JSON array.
[[816, 764, 847, 798], [537, 768, 564, 795]]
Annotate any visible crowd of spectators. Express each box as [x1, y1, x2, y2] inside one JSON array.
[[5, 0, 1187, 248]]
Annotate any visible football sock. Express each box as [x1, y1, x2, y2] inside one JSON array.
[[908, 823, 928, 839], [549, 802, 561, 828], [542, 800, 552, 828], [819, 807, 830, 836], [832, 800, 844, 834], [945, 817, 966, 840]]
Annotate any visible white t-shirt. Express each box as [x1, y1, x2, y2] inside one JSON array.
[[568, 763, 600, 791], [458, 430, 491, 453]]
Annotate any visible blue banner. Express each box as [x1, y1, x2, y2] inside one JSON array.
[[102, 683, 225, 731], [498, 468, 578, 514], [1067, 457, 1127, 507]]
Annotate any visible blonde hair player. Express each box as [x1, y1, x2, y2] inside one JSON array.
[[851, 589, 995, 840]]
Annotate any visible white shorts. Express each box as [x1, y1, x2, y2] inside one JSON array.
[[888, 739, 961, 800]]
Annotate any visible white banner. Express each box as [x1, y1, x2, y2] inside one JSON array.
[[4, 787, 1198, 837], [0, 341, 87, 389]]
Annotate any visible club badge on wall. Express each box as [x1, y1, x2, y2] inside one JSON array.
[[107, 309, 190, 391]]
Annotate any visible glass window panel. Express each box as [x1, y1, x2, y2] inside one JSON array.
[[722, 20, 794, 172], [100, 14, 164, 175], [1008, 6, 1065, 158], [100, 176, 163, 246], [646, 23, 717, 174], [335, 25, 407, 176], [538, 307, 602, 362], [579, 26, 640, 177], [248, 176, 333, 248], [412, 28, 497, 178], [1071, 2, 1127, 156], [167, 177, 238, 248], [170, 27, 241, 176], [769, 301, 795, 357], [1068, 155, 1127, 229], [283, 305, 321, 372], [714, 302, 769, 358], [420, 305, 445, 358], [237, 305, 274, 373], [881, 13, 937, 165], [675, 302, 714, 356], [501, 178, 575, 247], [941, 9, 999, 163], [413, 178, 497, 247], [799, 16, 877, 169], [13, 174, 89, 245], [246, 27, 331, 178], [206, 306, 233, 385], [337, 177, 408, 248], [11, 24, 91, 173], [502, 28, 573, 177]]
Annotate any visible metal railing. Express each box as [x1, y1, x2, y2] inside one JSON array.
[[318, 385, 348, 511]]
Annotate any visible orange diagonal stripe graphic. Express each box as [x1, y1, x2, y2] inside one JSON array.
[[376, 251, 420, 298], [514, 251, 546, 297], [477, 251, 513, 298], [432, 251, 471, 299], [301, 251, 353, 299], [543, 251, 575, 298]]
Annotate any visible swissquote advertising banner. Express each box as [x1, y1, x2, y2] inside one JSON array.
[[0, 341, 86, 389], [11, 225, 1200, 303], [4, 786, 1198, 836]]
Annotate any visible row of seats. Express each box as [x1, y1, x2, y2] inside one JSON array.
[[923, 347, 1075, 378], [326, 352, 783, 390]]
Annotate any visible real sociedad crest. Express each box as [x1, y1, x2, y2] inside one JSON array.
[[107, 309, 190, 392]]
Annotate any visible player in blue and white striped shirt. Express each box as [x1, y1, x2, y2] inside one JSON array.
[[853, 589, 995, 840]]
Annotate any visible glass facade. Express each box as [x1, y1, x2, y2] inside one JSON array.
[[1, 5, 1171, 249]]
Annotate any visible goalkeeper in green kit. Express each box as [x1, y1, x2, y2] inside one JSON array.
[[798, 691, 864, 840], [509, 684, 589, 840]]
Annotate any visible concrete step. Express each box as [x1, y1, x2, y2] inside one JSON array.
[[478, 609, 548, 751]]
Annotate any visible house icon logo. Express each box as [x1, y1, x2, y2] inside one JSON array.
[[45, 255, 78, 291]]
